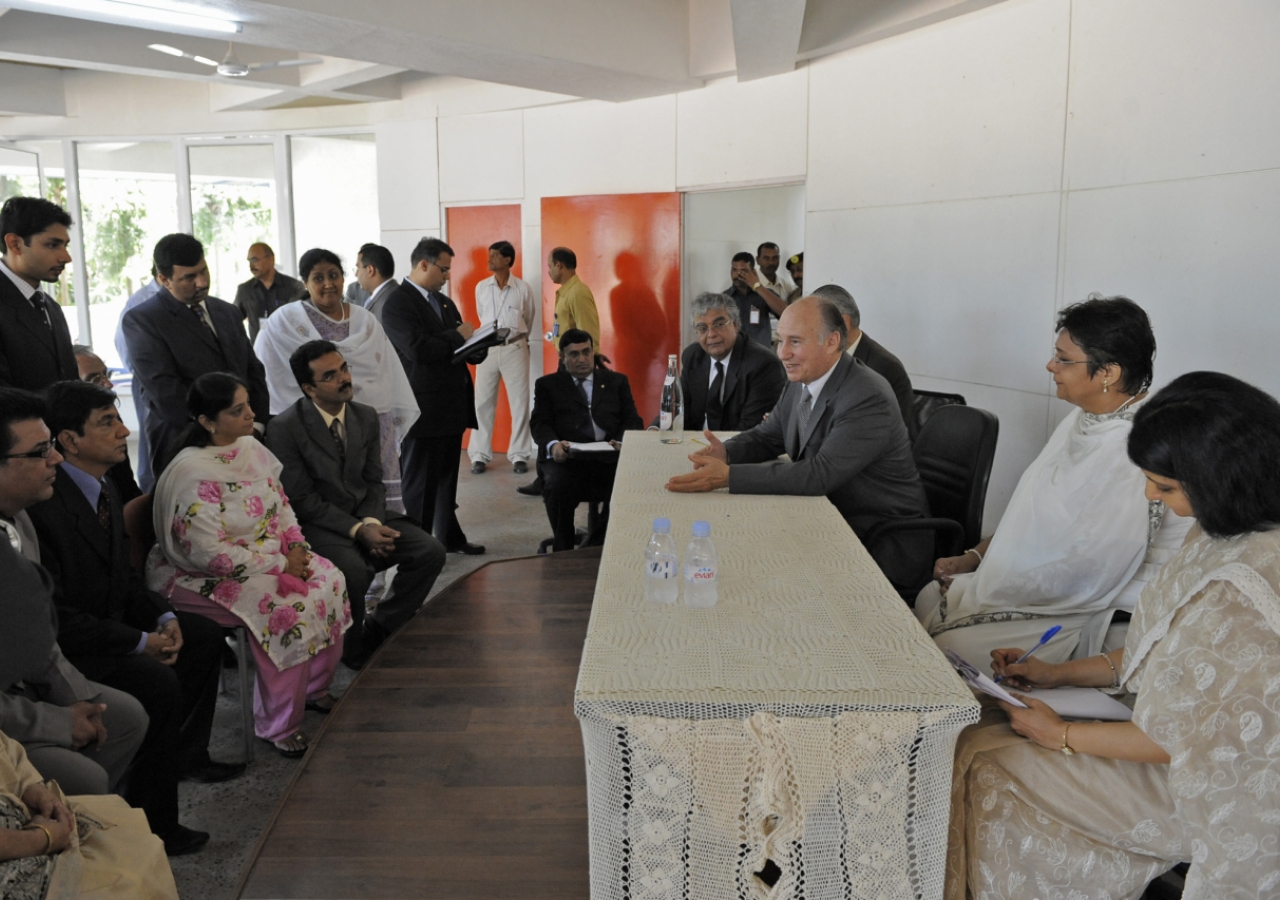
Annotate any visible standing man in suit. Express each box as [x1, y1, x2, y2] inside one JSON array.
[[667, 297, 928, 585], [725, 251, 784, 348], [30, 380, 248, 853], [233, 242, 307, 342], [355, 243, 398, 323], [811, 283, 916, 438], [265, 341, 447, 670], [0, 197, 78, 392], [0, 387, 149, 814], [681, 292, 786, 432], [470, 240, 537, 476], [381, 237, 487, 555], [122, 233, 270, 483], [530, 329, 642, 552]]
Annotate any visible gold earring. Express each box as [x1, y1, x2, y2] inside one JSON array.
[[1103, 379, 1109, 394]]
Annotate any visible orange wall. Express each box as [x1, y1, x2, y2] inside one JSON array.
[[540, 193, 682, 421], [445, 204, 523, 454]]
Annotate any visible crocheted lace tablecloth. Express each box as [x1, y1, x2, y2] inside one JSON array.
[[575, 436, 979, 900]]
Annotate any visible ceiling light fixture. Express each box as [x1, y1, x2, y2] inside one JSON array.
[[10, 0, 241, 34]]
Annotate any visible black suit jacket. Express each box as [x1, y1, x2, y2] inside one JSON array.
[[27, 466, 173, 660], [682, 331, 786, 432], [0, 271, 78, 391], [381, 281, 485, 438], [530, 367, 643, 458], [121, 287, 270, 478], [264, 398, 387, 541], [852, 332, 916, 438], [233, 272, 307, 342]]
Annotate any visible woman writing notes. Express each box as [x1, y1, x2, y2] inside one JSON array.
[[946, 372, 1280, 899], [915, 295, 1192, 671]]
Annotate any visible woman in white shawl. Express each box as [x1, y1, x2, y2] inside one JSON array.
[[255, 247, 419, 513], [146, 373, 351, 758], [915, 295, 1192, 673], [946, 371, 1280, 900]]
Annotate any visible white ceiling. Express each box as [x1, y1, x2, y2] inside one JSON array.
[[0, 0, 1008, 116]]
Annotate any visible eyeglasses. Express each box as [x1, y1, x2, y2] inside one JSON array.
[[431, 262, 450, 275], [694, 318, 733, 335], [316, 362, 351, 384], [4, 441, 55, 460], [83, 371, 112, 387], [1049, 350, 1090, 367]]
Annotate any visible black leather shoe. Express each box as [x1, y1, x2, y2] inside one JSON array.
[[516, 476, 543, 496], [182, 756, 247, 784], [450, 542, 486, 555], [513, 461, 528, 474], [470, 461, 486, 474], [162, 825, 211, 857]]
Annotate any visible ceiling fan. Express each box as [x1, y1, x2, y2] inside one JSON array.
[[148, 41, 321, 78]]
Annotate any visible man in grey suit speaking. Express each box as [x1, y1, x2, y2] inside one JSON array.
[[667, 296, 929, 585]]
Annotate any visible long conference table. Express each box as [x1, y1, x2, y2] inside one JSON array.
[[574, 437, 980, 900]]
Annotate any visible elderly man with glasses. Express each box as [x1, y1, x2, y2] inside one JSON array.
[[679, 291, 786, 432]]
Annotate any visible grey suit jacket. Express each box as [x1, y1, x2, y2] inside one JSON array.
[[264, 398, 387, 541], [725, 353, 928, 582], [344, 281, 371, 307], [362, 278, 399, 324], [0, 518, 99, 748]]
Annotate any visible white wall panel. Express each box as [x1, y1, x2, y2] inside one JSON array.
[[911, 375, 1053, 531], [375, 119, 439, 232], [676, 70, 807, 188], [807, 0, 1070, 211], [522, 96, 676, 222], [438, 110, 524, 202], [1065, 0, 1280, 190], [806, 193, 1061, 395], [380, 228, 439, 284], [1062, 169, 1280, 397]]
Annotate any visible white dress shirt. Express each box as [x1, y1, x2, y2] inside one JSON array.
[[475, 273, 537, 341]]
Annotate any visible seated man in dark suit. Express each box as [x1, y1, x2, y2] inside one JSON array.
[[264, 341, 447, 670], [811, 283, 916, 439], [122, 233, 270, 483], [531, 330, 643, 552], [29, 380, 246, 853], [681, 291, 787, 432], [667, 298, 929, 586]]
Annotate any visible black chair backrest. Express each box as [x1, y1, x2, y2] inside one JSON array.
[[912, 405, 999, 550], [911, 389, 966, 440]]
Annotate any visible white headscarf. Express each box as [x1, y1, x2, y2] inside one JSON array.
[[255, 301, 419, 445]]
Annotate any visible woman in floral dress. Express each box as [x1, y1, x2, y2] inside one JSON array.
[[146, 373, 350, 757]]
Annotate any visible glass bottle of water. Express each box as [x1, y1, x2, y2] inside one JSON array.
[[658, 354, 684, 443], [644, 517, 679, 605], [683, 520, 718, 608]]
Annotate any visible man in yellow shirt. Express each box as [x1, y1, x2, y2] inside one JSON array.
[[547, 247, 601, 350]]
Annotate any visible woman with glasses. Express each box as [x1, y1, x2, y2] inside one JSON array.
[[146, 373, 351, 758], [914, 295, 1193, 672], [946, 371, 1280, 899], [254, 248, 418, 513]]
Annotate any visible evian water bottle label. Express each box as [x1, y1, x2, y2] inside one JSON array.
[[684, 565, 716, 583], [647, 560, 676, 580]]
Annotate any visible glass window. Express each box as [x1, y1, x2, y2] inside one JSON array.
[[0, 146, 41, 202], [6, 142, 78, 329], [188, 143, 279, 303], [290, 134, 379, 273], [76, 142, 179, 368]]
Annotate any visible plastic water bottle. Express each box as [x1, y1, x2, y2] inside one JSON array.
[[644, 518, 680, 605], [683, 520, 718, 608], [659, 354, 684, 443]]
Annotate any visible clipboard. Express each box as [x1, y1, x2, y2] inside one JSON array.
[[452, 324, 510, 364]]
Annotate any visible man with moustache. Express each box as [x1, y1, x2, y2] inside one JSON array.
[[265, 341, 447, 670], [233, 242, 307, 342]]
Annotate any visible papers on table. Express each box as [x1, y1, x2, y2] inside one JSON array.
[[569, 441, 617, 453], [943, 650, 1134, 721]]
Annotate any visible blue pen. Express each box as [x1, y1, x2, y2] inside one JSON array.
[[993, 625, 1062, 683]]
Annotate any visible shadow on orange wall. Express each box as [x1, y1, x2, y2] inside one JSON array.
[[541, 193, 681, 422], [444, 205, 523, 455]]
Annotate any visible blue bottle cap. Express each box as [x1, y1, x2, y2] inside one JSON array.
[[652, 517, 671, 533], [692, 520, 711, 537]]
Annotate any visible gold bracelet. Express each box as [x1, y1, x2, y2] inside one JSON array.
[[25, 822, 53, 854], [1059, 723, 1074, 756], [1098, 653, 1119, 689]]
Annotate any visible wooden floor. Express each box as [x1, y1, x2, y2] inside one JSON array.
[[236, 548, 600, 900]]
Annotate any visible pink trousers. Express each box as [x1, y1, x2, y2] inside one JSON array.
[[170, 587, 343, 743]]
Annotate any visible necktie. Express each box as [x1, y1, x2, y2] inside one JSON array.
[[329, 418, 346, 463], [796, 386, 813, 445], [427, 291, 444, 320], [706, 361, 725, 429], [29, 290, 51, 329], [575, 378, 599, 442], [96, 481, 112, 534], [191, 302, 217, 337], [575, 377, 590, 408]]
